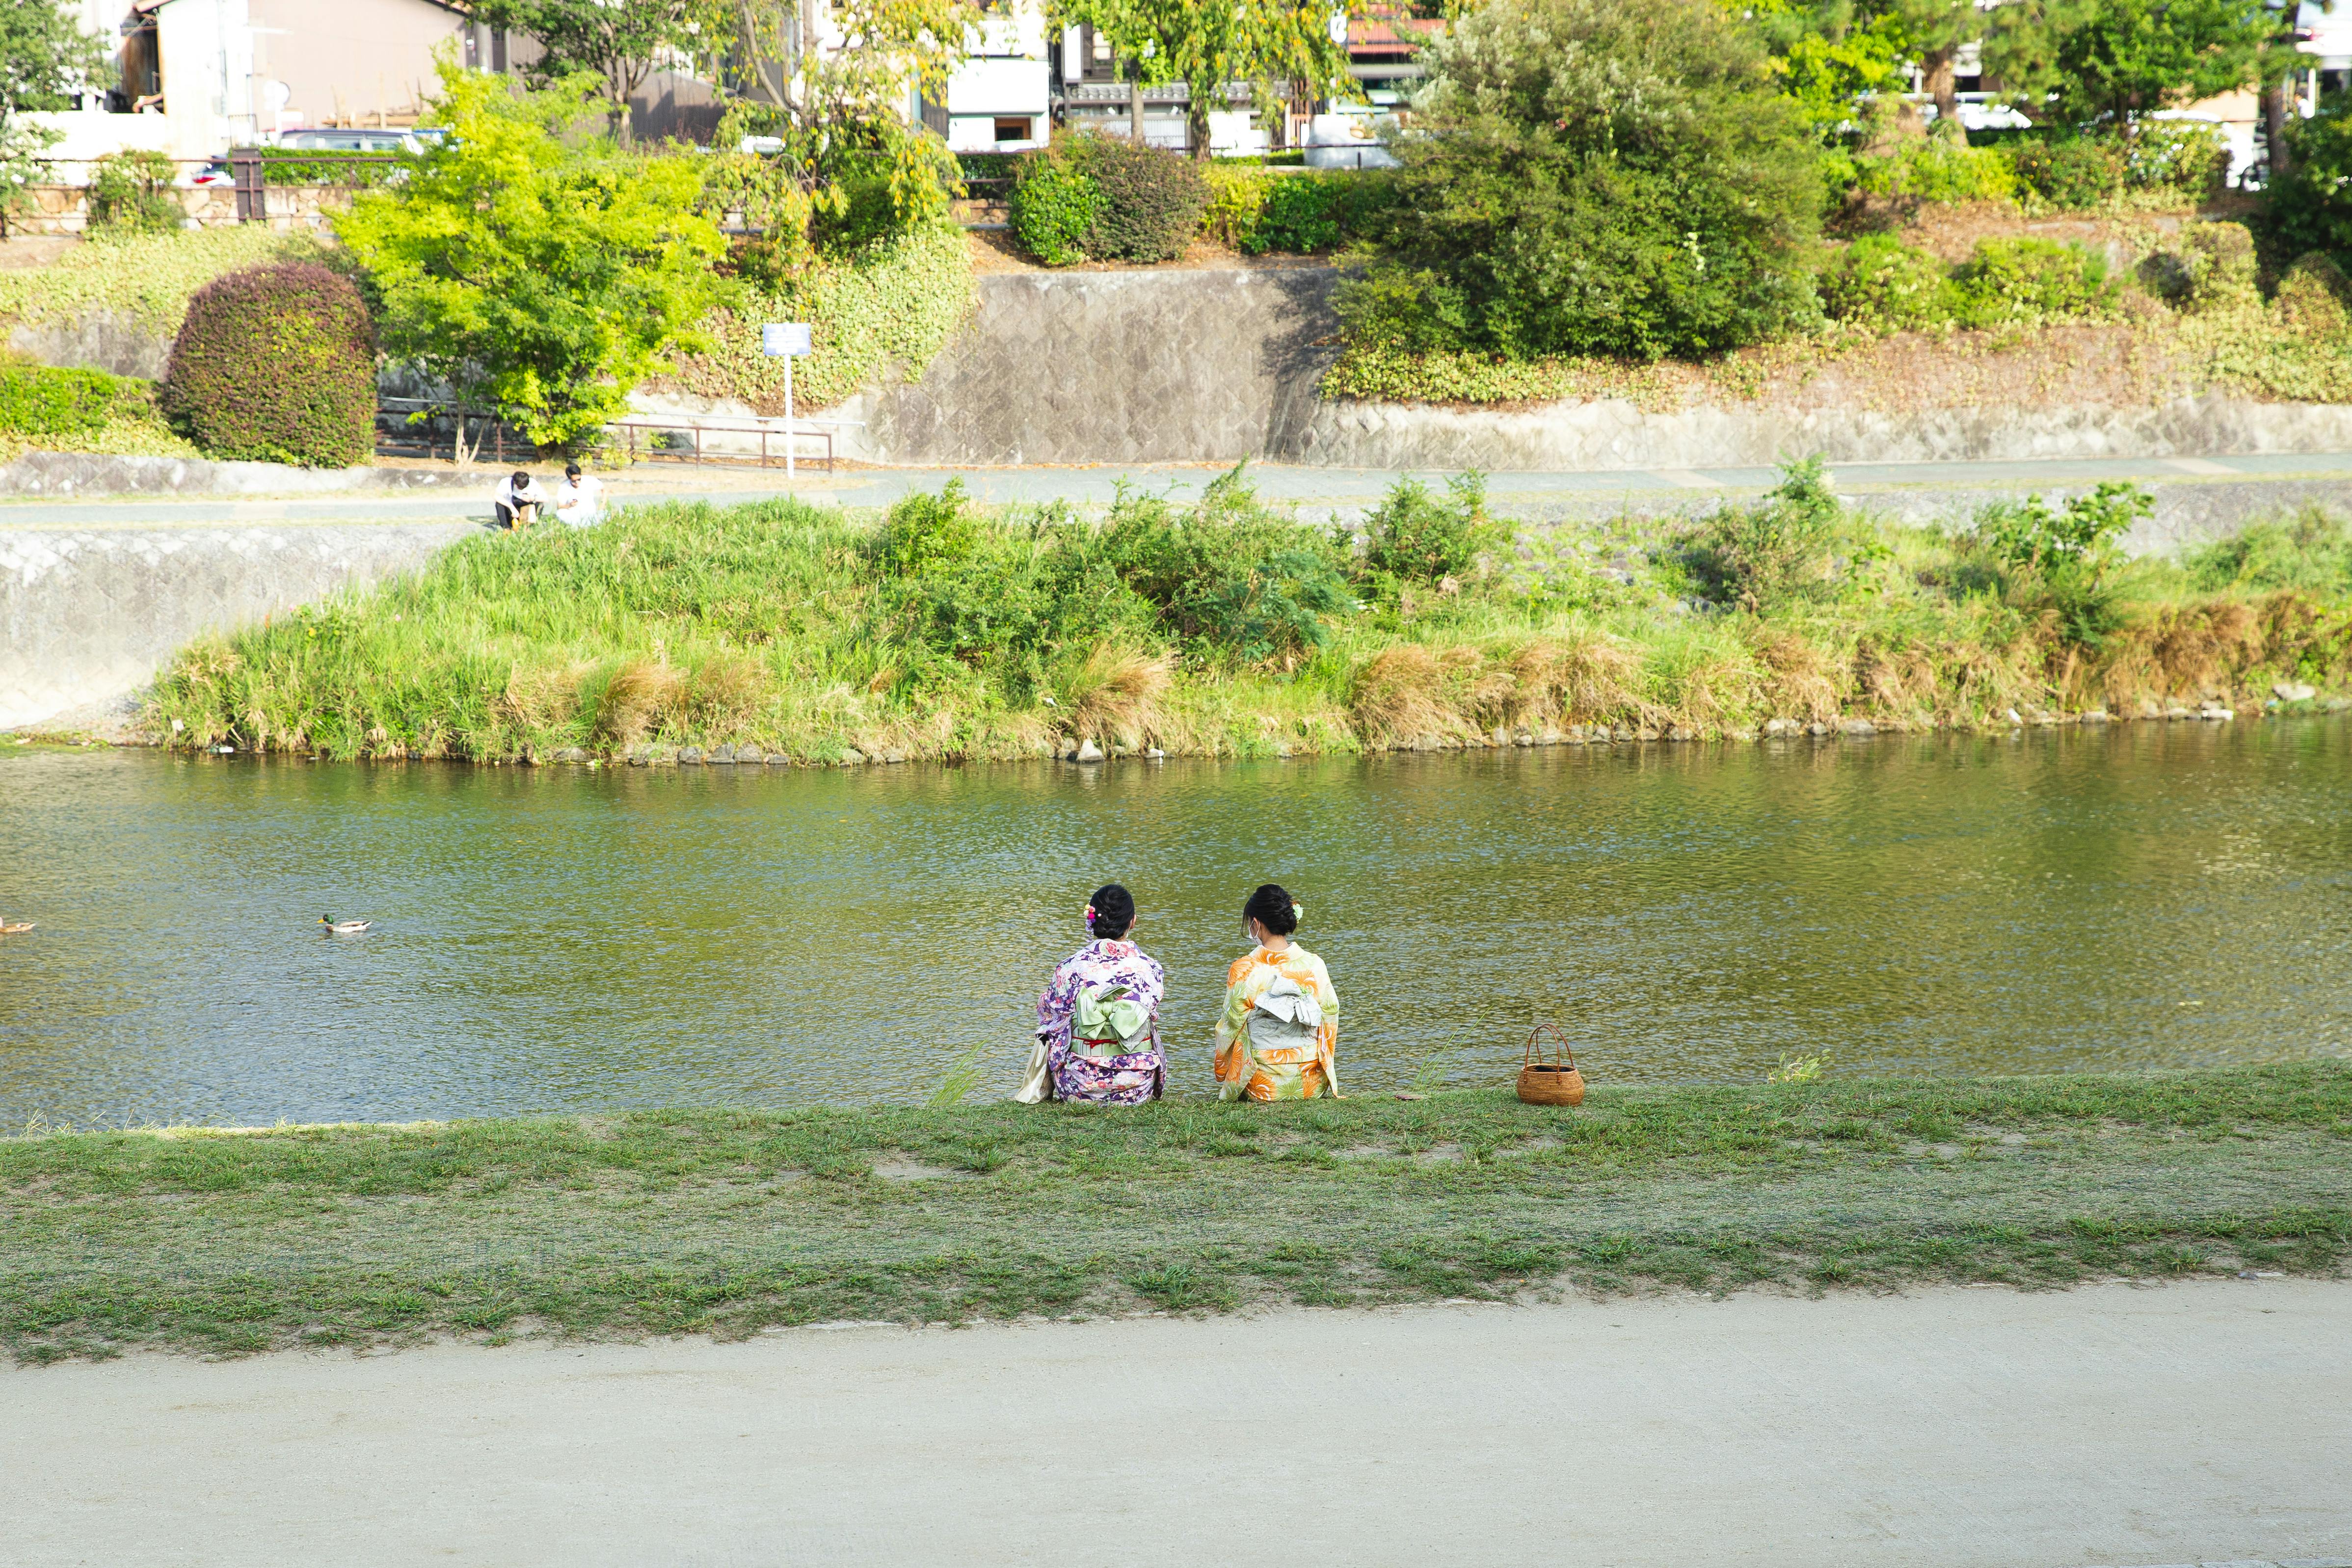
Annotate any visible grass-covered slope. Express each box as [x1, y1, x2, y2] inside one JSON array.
[[147, 464, 2352, 763], [4, 1065, 2347, 1362]]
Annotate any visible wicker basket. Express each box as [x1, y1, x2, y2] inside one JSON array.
[[1516, 1024, 1586, 1106]]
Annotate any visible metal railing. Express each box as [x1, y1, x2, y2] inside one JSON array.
[[608, 413, 853, 473]]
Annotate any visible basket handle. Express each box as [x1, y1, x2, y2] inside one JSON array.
[[1524, 1024, 1577, 1073]]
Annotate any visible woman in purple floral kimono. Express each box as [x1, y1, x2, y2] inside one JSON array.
[[1015, 884, 1166, 1105]]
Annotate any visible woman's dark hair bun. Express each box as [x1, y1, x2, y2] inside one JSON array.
[[1242, 883, 1298, 936], [1088, 883, 1135, 939]]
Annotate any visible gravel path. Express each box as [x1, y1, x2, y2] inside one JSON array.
[[5, 1278, 2347, 1567]]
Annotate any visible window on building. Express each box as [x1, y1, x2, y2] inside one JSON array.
[[1080, 25, 1118, 81], [994, 116, 1034, 142]]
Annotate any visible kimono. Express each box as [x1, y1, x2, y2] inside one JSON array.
[[1015, 938, 1167, 1105], [1214, 944, 1340, 1101]]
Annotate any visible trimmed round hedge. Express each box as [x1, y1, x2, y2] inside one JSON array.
[[163, 262, 377, 467]]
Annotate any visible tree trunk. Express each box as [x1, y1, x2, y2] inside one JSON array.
[[1187, 86, 1211, 160], [2263, 72, 2294, 181], [1922, 47, 1961, 131]]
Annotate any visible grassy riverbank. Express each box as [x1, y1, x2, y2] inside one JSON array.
[[145, 466, 2352, 763], [5, 1065, 2347, 1362]]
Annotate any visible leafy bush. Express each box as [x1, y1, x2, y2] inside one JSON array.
[[1970, 482, 2151, 647], [1852, 138, 2019, 205], [1951, 237, 2114, 326], [2011, 137, 2125, 210], [162, 262, 378, 466], [1359, 473, 1503, 585], [1245, 173, 1361, 254], [2275, 251, 2352, 337], [2271, 98, 2352, 262], [1010, 133, 1208, 266], [1010, 149, 1098, 266], [0, 362, 126, 436], [85, 150, 182, 238], [1200, 164, 1268, 248], [1682, 457, 1844, 611], [2137, 221, 2259, 312], [1096, 470, 1355, 663], [2120, 121, 2227, 201], [1073, 134, 1206, 264], [880, 479, 981, 575], [1350, 0, 1822, 362], [2183, 506, 2352, 596], [867, 467, 1358, 674], [1819, 236, 1961, 332]]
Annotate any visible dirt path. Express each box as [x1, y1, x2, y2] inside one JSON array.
[[4, 1279, 2348, 1568]]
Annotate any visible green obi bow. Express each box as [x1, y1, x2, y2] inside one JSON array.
[[1073, 983, 1149, 1057]]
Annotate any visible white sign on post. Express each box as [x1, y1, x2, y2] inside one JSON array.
[[760, 322, 814, 481]]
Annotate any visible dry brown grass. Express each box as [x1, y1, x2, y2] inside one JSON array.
[[1751, 632, 1844, 723], [1349, 646, 1468, 748], [683, 655, 770, 736], [1059, 644, 1173, 750], [591, 660, 685, 749]]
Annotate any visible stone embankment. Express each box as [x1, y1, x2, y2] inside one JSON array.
[[0, 519, 471, 733]]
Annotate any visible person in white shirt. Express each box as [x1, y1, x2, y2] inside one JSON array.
[[555, 462, 604, 529], [492, 470, 550, 530]]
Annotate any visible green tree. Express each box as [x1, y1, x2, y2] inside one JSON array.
[[703, 0, 974, 272], [472, 0, 718, 143], [1750, 0, 1915, 133], [1891, 0, 1984, 126], [1, 0, 107, 116], [1049, 0, 1348, 161], [336, 64, 724, 451], [2270, 95, 2352, 257], [1347, 0, 1823, 361], [1984, 0, 2268, 125], [1, 0, 107, 236]]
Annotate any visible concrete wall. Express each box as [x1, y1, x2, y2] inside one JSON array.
[[1283, 395, 2352, 471], [0, 453, 482, 498], [811, 265, 2352, 473], [0, 520, 471, 733], [830, 267, 1337, 465]]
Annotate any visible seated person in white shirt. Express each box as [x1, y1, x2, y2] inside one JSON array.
[[554, 462, 604, 529], [493, 470, 549, 530]]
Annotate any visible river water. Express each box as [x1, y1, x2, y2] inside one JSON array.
[[2, 719, 2347, 1128]]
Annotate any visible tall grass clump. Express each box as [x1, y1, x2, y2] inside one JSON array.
[[147, 467, 2352, 762]]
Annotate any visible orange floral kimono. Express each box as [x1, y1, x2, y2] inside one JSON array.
[[1214, 944, 1340, 1101]]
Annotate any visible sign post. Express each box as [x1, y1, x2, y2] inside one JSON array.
[[760, 322, 814, 481]]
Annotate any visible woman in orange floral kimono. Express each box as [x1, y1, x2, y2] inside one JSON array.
[[1214, 883, 1340, 1101]]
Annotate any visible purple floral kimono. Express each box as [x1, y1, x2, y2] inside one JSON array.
[[1023, 938, 1167, 1105]]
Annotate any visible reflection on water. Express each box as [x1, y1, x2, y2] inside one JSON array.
[[2, 718, 2347, 1126]]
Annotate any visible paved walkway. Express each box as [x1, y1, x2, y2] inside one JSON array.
[[4, 1279, 2347, 1567], [5, 451, 2352, 528]]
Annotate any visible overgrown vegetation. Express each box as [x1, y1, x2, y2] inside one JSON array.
[[145, 463, 2352, 762], [663, 220, 973, 413], [4, 1064, 2346, 1362]]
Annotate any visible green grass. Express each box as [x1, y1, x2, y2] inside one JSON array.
[[5, 1064, 2348, 1363], [141, 469, 2352, 764]]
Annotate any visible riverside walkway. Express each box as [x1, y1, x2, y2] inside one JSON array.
[[4, 1279, 2347, 1567], [5, 449, 2352, 535]]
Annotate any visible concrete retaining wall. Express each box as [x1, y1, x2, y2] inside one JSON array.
[[0, 520, 472, 733], [1282, 395, 2352, 471], [0, 452, 481, 498], [828, 267, 1338, 465]]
